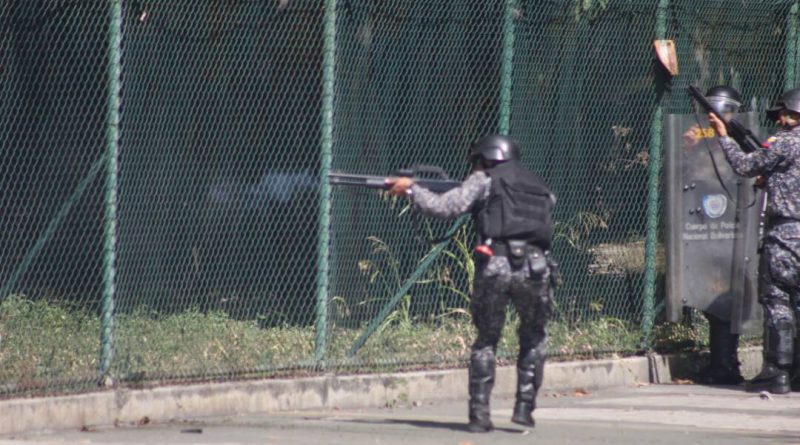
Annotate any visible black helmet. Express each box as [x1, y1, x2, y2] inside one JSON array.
[[705, 85, 741, 115], [767, 88, 800, 120], [470, 134, 520, 163]]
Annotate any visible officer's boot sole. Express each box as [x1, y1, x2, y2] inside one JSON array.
[[467, 418, 493, 433], [468, 404, 493, 433], [510, 402, 535, 427], [746, 374, 790, 394]]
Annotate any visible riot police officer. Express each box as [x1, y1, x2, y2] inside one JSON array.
[[695, 85, 746, 386], [709, 88, 800, 394], [388, 134, 556, 432]]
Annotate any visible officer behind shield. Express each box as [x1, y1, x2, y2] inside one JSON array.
[[387, 135, 556, 432], [708, 88, 800, 394], [687, 86, 746, 386]]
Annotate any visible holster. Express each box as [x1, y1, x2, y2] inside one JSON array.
[[494, 240, 547, 274], [509, 240, 531, 271]]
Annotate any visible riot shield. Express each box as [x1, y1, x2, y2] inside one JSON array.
[[664, 112, 764, 334]]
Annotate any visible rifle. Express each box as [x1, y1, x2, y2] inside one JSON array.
[[688, 84, 768, 254], [328, 165, 461, 193], [687, 85, 762, 153]]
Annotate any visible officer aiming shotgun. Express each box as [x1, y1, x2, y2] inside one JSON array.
[[332, 135, 557, 432]]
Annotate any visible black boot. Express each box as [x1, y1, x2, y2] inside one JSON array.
[[697, 313, 743, 385], [746, 361, 789, 394], [511, 402, 534, 427], [746, 325, 793, 394], [511, 348, 544, 427], [468, 347, 495, 433]]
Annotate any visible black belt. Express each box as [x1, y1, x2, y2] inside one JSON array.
[[490, 240, 545, 257]]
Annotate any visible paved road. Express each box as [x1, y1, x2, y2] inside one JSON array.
[[4, 384, 800, 444]]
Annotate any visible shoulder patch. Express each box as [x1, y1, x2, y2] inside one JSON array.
[[762, 136, 777, 149]]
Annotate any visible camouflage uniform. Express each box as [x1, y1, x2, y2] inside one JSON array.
[[410, 171, 553, 428], [719, 125, 800, 391]]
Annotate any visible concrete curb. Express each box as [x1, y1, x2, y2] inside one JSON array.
[[0, 347, 763, 436]]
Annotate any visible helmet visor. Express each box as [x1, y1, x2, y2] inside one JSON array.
[[707, 97, 740, 115]]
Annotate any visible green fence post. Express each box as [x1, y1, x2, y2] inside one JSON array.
[[786, 1, 800, 90], [642, 0, 670, 345], [348, 2, 518, 358], [315, 0, 338, 365], [498, 0, 517, 135], [99, 0, 123, 382]]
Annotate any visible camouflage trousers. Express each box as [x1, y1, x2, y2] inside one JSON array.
[[470, 272, 551, 353], [467, 270, 551, 417], [466, 255, 553, 426], [758, 226, 800, 365]]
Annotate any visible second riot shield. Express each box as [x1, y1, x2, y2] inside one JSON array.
[[664, 112, 764, 334]]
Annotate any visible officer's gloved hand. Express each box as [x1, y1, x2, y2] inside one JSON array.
[[387, 177, 414, 196]]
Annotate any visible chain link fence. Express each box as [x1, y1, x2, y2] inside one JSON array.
[[0, 0, 796, 397]]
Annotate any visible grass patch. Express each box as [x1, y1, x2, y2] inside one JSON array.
[[0, 295, 750, 396], [0, 296, 100, 386]]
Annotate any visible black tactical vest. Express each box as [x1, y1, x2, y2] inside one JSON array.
[[474, 160, 553, 248]]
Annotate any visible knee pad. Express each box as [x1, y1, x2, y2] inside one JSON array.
[[764, 315, 796, 366], [766, 327, 795, 366], [518, 347, 546, 389], [518, 347, 545, 368], [471, 346, 496, 378]]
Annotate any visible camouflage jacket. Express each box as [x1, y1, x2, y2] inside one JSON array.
[[410, 171, 550, 280], [410, 171, 491, 219], [719, 126, 800, 239]]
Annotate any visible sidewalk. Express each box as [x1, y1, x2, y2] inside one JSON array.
[[5, 381, 798, 445], [0, 348, 764, 437]]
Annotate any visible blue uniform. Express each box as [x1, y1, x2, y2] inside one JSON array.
[[719, 126, 800, 366], [411, 170, 553, 426]]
